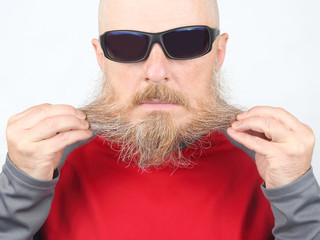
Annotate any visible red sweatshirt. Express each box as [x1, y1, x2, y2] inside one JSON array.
[[40, 131, 274, 240]]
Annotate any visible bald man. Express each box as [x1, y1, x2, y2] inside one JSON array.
[[1, 0, 320, 239]]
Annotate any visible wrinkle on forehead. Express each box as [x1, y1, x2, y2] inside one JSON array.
[[98, 0, 220, 34]]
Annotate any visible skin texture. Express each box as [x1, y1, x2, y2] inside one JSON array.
[[227, 107, 315, 188], [6, 0, 315, 187], [92, 0, 227, 126], [98, 0, 220, 34], [6, 104, 92, 180]]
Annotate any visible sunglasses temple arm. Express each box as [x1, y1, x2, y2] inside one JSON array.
[[214, 29, 220, 39]]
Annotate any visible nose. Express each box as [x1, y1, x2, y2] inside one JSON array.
[[144, 43, 169, 83]]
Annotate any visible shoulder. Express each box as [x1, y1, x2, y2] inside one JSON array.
[[220, 129, 256, 161], [57, 134, 98, 169]]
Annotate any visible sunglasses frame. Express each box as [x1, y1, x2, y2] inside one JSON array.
[[99, 25, 220, 63]]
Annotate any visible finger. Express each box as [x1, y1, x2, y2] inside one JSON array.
[[29, 115, 90, 142], [244, 129, 270, 141], [236, 106, 301, 131], [8, 104, 44, 125], [17, 104, 86, 129], [231, 116, 291, 142], [41, 129, 93, 153], [227, 127, 274, 156]]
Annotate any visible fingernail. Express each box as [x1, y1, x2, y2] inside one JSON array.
[[82, 120, 89, 127], [77, 110, 86, 119], [227, 127, 236, 134], [232, 121, 242, 128], [237, 111, 248, 120]]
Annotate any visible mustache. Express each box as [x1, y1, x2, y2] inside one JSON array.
[[131, 84, 189, 108]]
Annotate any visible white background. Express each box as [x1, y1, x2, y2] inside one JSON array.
[[0, 1, 319, 181]]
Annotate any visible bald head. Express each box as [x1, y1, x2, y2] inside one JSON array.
[[98, 0, 220, 34]]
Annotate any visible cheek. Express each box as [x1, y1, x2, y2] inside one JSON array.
[[175, 59, 215, 104], [104, 62, 141, 102]]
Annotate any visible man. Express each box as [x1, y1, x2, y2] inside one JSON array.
[[0, 0, 319, 239]]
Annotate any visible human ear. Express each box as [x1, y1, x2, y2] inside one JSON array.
[[92, 38, 104, 71], [216, 33, 229, 70]]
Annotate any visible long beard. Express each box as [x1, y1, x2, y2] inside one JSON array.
[[81, 72, 241, 170]]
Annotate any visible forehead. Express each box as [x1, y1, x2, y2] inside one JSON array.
[[101, 0, 216, 33]]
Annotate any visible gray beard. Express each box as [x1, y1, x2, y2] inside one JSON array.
[[81, 75, 241, 170]]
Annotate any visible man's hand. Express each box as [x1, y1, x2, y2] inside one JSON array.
[[227, 106, 315, 189], [6, 104, 93, 181]]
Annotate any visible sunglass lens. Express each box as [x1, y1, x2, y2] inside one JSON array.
[[104, 32, 149, 62], [163, 27, 210, 59]]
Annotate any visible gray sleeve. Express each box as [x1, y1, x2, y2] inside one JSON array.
[[262, 167, 320, 240], [223, 130, 320, 239], [0, 155, 59, 240], [0, 136, 95, 240]]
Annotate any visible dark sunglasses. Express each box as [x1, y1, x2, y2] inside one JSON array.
[[99, 25, 220, 63]]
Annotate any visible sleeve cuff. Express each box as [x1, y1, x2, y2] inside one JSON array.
[[3, 154, 59, 191], [261, 167, 317, 200]]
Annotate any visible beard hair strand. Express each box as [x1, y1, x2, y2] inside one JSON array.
[[80, 71, 242, 170]]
